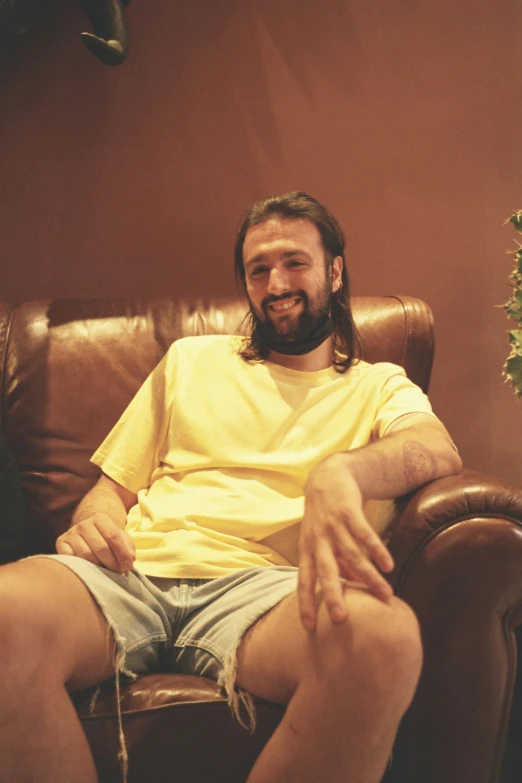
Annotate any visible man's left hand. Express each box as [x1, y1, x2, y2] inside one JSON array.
[[298, 453, 394, 632]]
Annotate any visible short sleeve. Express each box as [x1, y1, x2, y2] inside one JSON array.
[[90, 345, 176, 493], [371, 368, 436, 440]]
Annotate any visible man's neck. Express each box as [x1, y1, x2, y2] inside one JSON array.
[[267, 336, 335, 372]]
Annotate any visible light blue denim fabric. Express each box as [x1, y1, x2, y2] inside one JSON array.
[[36, 554, 298, 722]]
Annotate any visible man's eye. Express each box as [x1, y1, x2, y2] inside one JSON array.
[[288, 260, 304, 268], [251, 267, 267, 277]]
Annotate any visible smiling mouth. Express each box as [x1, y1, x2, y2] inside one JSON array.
[[268, 297, 301, 313]]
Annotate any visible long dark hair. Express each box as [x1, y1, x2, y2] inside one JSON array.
[[234, 191, 361, 373]]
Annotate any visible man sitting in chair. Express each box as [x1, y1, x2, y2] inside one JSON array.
[[0, 192, 461, 783]]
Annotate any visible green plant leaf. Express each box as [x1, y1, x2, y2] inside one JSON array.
[[505, 353, 522, 395], [510, 212, 522, 232], [506, 304, 522, 321], [515, 250, 522, 277], [509, 329, 522, 350]]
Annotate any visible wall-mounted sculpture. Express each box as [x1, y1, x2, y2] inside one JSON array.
[[0, 0, 132, 66], [75, 0, 131, 66]]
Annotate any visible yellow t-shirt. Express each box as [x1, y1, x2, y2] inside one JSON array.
[[91, 335, 436, 578]]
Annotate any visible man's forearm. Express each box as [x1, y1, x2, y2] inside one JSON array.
[[71, 482, 129, 529], [329, 423, 462, 502]]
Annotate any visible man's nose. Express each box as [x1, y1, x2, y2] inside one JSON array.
[[267, 267, 290, 295]]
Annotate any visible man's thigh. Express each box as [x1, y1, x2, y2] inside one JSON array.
[[235, 589, 305, 705], [234, 581, 399, 706], [0, 557, 116, 691]]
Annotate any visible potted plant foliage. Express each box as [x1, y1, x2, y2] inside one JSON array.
[[504, 211, 522, 396]]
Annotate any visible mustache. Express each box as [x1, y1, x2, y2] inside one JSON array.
[[262, 291, 309, 315]]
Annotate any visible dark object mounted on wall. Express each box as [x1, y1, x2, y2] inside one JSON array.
[[0, 0, 132, 66], [74, 0, 131, 66]]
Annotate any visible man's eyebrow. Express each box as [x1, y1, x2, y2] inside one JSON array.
[[245, 250, 307, 268]]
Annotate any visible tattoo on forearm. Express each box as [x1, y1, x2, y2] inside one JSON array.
[[403, 440, 438, 487]]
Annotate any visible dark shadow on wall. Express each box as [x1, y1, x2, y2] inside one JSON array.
[[113, 0, 360, 167], [253, 0, 360, 99]]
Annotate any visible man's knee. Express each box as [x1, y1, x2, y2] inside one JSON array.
[[314, 589, 422, 707], [365, 594, 423, 695], [0, 558, 115, 690], [0, 561, 63, 658], [0, 565, 57, 695]]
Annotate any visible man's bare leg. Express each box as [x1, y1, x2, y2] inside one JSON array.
[[236, 585, 422, 783], [0, 558, 117, 783]]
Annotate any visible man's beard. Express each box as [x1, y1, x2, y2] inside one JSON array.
[[250, 288, 334, 356]]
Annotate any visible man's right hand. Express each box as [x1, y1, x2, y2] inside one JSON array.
[[56, 513, 136, 573]]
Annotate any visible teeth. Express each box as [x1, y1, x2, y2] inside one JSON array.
[[271, 298, 299, 311]]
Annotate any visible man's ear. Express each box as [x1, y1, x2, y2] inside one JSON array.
[[331, 256, 343, 292]]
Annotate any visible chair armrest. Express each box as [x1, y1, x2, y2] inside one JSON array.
[[388, 469, 522, 589], [385, 470, 522, 783]]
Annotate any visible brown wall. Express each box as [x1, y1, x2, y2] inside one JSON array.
[[2, 0, 522, 484]]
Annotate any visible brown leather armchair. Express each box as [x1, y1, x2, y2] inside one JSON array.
[[1, 295, 522, 783]]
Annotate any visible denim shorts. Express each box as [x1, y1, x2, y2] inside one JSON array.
[[37, 554, 298, 727]]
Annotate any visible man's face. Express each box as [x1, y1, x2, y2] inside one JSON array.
[[243, 217, 343, 344]]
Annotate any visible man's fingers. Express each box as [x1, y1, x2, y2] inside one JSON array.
[[315, 538, 347, 624], [339, 510, 394, 574], [83, 526, 127, 571], [360, 531, 394, 574], [335, 545, 392, 602], [332, 524, 393, 602], [58, 520, 134, 573], [123, 530, 136, 556], [297, 551, 317, 632], [56, 532, 108, 568], [92, 518, 135, 572], [337, 560, 393, 603], [55, 539, 74, 557]]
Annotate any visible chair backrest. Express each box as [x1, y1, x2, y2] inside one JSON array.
[[0, 295, 434, 556]]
